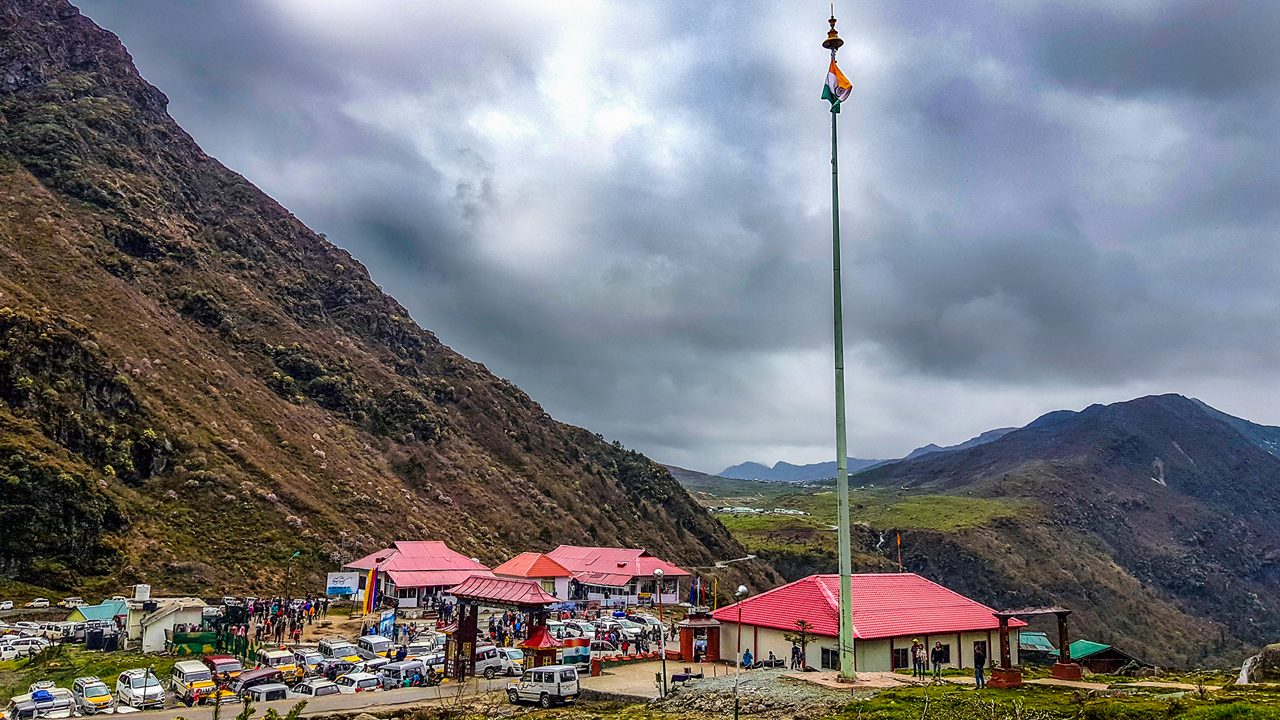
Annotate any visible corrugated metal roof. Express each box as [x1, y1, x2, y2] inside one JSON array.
[[1068, 639, 1111, 659], [1019, 631, 1058, 652], [546, 545, 689, 588], [68, 600, 127, 622], [386, 569, 494, 588], [711, 573, 1026, 640], [493, 552, 574, 579], [345, 541, 490, 581], [447, 576, 559, 607]]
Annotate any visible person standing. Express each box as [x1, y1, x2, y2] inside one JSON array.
[[931, 642, 945, 680], [911, 639, 924, 679], [973, 645, 987, 689], [790, 643, 803, 670]]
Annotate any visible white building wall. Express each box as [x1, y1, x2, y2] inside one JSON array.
[[718, 621, 1020, 673]]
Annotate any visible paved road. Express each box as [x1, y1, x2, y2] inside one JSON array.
[[114, 678, 515, 720]]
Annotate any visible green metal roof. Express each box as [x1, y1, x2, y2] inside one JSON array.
[[1018, 631, 1058, 652], [68, 600, 127, 622], [1069, 639, 1112, 659]]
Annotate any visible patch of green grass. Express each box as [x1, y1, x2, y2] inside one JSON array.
[[715, 513, 827, 533], [768, 489, 1038, 532], [0, 645, 178, 702]]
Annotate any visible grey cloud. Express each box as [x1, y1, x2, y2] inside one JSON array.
[[76, 0, 1280, 472]]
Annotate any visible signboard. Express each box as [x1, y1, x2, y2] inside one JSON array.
[[378, 608, 396, 636], [326, 571, 360, 596]]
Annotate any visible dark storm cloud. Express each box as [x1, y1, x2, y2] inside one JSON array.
[[77, 0, 1280, 471]]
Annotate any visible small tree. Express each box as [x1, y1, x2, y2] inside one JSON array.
[[783, 619, 815, 669]]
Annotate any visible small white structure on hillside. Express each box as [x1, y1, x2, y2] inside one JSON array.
[[124, 589, 207, 653]]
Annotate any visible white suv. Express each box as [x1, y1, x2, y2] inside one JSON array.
[[116, 668, 165, 709], [506, 665, 579, 708]]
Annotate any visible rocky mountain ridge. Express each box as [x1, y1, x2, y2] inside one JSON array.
[[0, 0, 774, 595]]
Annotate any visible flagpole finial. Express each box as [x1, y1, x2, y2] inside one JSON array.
[[822, 13, 844, 52]]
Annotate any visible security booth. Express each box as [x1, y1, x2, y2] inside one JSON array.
[[443, 575, 559, 683], [520, 625, 563, 669], [676, 611, 721, 663]]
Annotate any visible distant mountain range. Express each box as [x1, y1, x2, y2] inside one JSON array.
[[718, 427, 1017, 481], [697, 394, 1280, 667]]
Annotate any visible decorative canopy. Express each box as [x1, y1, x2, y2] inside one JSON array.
[[447, 575, 559, 608], [519, 625, 563, 650]]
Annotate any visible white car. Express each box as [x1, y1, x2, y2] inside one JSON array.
[[2, 637, 51, 656], [496, 648, 525, 676], [0, 600, 13, 611], [24, 599, 50, 609], [333, 672, 379, 694], [506, 665, 579, 708], [288, 679, 340, 700], [562, 620, 596, 639], [116, 668, 165, 709]]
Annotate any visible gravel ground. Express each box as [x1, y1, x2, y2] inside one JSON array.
[[652, 668, 867, 718]]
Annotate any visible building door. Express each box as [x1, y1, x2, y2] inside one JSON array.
[[973, 640, 989, 667]]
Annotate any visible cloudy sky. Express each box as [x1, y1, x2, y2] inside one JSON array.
[[79, 1, 1280, 473]]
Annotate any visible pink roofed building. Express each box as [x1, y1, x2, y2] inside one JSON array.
[[545, 545, 689, 607], [712, 573, 1025, 673], [492, 552, 574, 599], [345, 541, 493, 609]]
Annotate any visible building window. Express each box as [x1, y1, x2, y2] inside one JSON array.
[[892, 648, 909, 669], [821, 647, 839, 670], [540, 579, 555, 594]]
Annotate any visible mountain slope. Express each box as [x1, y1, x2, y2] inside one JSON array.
[[0, 0, 774, 595], [720, 457, 887, 482], [856, 395, 1280, 666]]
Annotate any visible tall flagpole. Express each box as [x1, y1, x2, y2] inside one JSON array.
[[822, 11, 856, 681]]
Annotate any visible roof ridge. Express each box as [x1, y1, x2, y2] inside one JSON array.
[[814, 576, 860, 638]]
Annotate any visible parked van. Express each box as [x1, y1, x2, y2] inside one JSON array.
[[356, 635, 393, 659], [255, 648, 300, 683], [497, 648, 525, 676], [378, 660, 426, 689], [506, 665, 579, 708], [202, 655, 243, 681], [352, 657, 389, 675], [2, 688, 76, 720], [71, 676, 114, 714], [170, 660, 219, 705], [293, 649, 323, 676], [116, 668, 165, 709], [245, 684, 289, 703]]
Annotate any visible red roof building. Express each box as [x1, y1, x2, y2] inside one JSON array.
[[713, 574, 1026, 673], [546, 545, 689, 608], [492, 553, 574, 599], [345, 541, 493, 609]]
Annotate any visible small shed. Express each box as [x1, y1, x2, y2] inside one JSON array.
[[126, 597, 207, 653], [1018, 631, 1059, 665], [66, 600, 127, 626], [1069, 640, 1147, 673], [676, 611, 720, 663]]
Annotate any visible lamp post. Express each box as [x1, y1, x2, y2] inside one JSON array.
[[653, 568, 667, 696], [733, 585, 747, 720]]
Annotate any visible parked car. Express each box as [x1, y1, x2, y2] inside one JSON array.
[[56, 598, 85, 609], [474, 644, 512, 680], [293, 649, 324, 676], [497, 648, 525, 676], [318, 637, 362, 662], [24, 599, 49, 609], [2, 687, 76, 720], [506, 665, 579, 708], [255, 648, 301, 683], [2, 637, 51, 657], [356, 635, 393, 659], [170, 660, 225, 705], [589, 640, 618, 654], [0, 601, 13, 611], [562, 620, 596, 639], [288, 679, 340, 700], [244, 684, 289, 703], [404, 637, 441, 658], [202, 655, 244, 681], [229, 668, 285, 698], [315, 658, 355, 681], [0, 646, 18, 662], [116, 668, 165, 709], [71, 677, 115, 715], [333, 673, 379, 694], [352, 657, 389, 675], [378, 660, 426, 689]]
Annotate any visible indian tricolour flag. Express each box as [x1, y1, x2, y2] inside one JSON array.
[[822, 59, 853, 111]]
